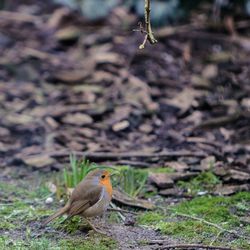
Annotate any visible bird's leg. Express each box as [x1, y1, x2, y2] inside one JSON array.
[[101, 212, 107, 226], [85, 218, 107, 235]]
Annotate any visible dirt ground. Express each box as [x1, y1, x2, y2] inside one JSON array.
[[0, 1, 250, 249]]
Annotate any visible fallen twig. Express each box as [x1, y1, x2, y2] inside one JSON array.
[[147, 242, 236, 250], [173, 212, 250, 241], [210, 231, 223, 247], [107, 208, 137, 215], [43, 150, 207, 161], [109, 202, 125, 222], [186, 137, 222, 148], [195, 112, 242, 129], [116, 160, 151, 168], [0, 10, 41, 26]]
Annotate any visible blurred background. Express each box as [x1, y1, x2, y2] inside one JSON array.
[[0, 1, 250, 248], [0, 0, 249, 169]]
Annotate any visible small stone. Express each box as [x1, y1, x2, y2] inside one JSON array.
[[197, 191, 208, 196], [45, 197, 54, 204]]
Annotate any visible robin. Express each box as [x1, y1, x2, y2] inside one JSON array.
[[42, 169, 113, 234]]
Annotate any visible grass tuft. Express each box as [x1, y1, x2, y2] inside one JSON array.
[[63, 154, 97, 188], [114, 166, 148, 197]]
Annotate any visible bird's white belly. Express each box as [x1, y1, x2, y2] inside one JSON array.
[[82, 188, 111, 217]]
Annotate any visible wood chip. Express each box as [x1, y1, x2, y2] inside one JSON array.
[[55, 26, 81, 42], [22, 155, 55, 168], [214, 184, 250, 195], [149, 172, 198, 189], [112, 189, 155, 210], [227, 169, 250, 182], [0, 127, 10, 137], [159, 188, 182, 197], [62, 113, 93, 126], [139, 124, 153, 133], [149, 173, 174, 189], [164, 161, 189, 172], [200, 156, 216, 171], [50, 70, 89, 83], [112, 120, 130, 132]]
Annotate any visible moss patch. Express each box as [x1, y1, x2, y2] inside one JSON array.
[[174, 192, 250, 225], [60, 237, 117, 250], [0, 236, 51, 250], [138, 211, 165, 225], [0, 220, 16, 230], [156, 220, 218, 239], [178, 171, 221, 195], [53, 216, 83, 234], [138, 192, 250, 249], [0, 181, 54, 232], [0, 235, 117, 250]]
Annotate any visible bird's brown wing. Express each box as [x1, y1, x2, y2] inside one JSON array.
[[68, 185, 103, 217]]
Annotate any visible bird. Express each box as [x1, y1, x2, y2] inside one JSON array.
[[42, 169, 113, 234]]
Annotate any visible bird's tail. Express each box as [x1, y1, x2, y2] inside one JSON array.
[[42, 203, 70, 227]]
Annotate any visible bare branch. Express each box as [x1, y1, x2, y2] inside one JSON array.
[[139, 0, 158, 49]]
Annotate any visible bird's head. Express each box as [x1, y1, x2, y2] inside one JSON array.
[[85, 169, 112, 195], [86, 169, 110, 182]]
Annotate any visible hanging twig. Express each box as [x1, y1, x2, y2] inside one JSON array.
[[139, 0, 158, 49]]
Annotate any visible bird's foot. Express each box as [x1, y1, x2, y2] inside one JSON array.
[[85, 219, 108, 235]]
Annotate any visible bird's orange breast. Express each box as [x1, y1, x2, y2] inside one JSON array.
[[100, 178, 113, 198]]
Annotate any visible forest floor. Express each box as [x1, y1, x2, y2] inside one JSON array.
[[0, 1, 250, 249]]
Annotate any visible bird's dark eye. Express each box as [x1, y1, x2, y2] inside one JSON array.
[[101, 175, 105, 179]]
